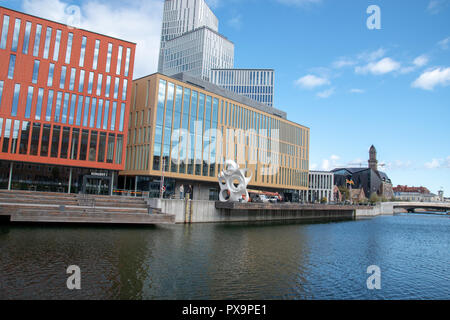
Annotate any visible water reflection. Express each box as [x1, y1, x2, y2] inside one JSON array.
[[0, 215, 448, 300]]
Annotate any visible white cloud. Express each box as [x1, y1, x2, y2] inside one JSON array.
[[349, 88, 365, 94], [413, 55, 429, 67], [319, 155, 342, 171], [427, 0, 450, 14], [400, 55, 429, 74], [277, 0, 322, 7], [316, 87, 335, 98], [412, 67, 450, 90], [355, 57, 401, 75], [357, 48, 386, 62], [332, 57, 357, 69], [22, 0, 163, 79], [438, 37, 450, 50], [383, 160, 414, 171], [295, 74, 330, 89], [424, 158, 450, 169], [310, 163, 318, 170]]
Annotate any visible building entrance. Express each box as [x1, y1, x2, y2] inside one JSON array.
[[82, 175, 112, 195]]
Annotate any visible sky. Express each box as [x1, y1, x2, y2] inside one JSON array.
[[2, 0, 450, 196]]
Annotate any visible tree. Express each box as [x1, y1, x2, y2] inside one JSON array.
[[370, 193, 379, 204], [338, 186, 349, 201]]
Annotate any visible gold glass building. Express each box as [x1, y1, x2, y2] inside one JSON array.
[[120, 73, 309, 200]]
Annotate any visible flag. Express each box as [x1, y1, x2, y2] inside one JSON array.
[[346, 179, 355, 185]]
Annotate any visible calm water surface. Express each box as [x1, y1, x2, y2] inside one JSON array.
[[0, 214, 448, 300]]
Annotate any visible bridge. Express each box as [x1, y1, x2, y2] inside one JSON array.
[[392, 202, 450, 213]]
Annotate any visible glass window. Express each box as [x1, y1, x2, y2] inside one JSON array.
[[76, 96, 83, 126], [0, 15, 10, 49], [11, 84, 21, 117], [105, 76, 111, 97], [0, 80, 3, 109], [79, 129, 89, 160], [21, 21, 32, 54], [25, 86, 34, 119], [106, 43, 112, 73], [87, 72, 94, 94], [43, 26, 52, 59], [114, 77, 119, 99], [78, 70, 85, 93], [35, 88, 44, 120], [110, 102, 117, 131], [54, 91, 63, 122], [88, 131, 98, 161], [83, 97, 90, 127], [30, 123, 41, 155], [98, 132, 107, 162], [2, 119, 11, 153], [115, 134, 123, 164], [11, 18, 21, 52], [68, 94, 77, 125], [103, 100, 110, 130], [8, 54, 16, 79], [19, 121, 31, 154], [65, 32, 73, 64], [47, 63, 55, 86], [40, 124, 51, 156], [61, 93, 70, 123], [124, 47, 131, 77], [96, 74, 103, 96], [96, 99, 103, 129], [50, 125, 61, 157], [60, 127, 70, 159], [122, 79, 128, 101], [90, 98, 97, 128], [33, 24, 42, 57], [45, 90, 54, 121], [32, 60, 40, 84], [11, 120, 20, 154], [119, 103, 126, 132], [79, 36, 87, 67], [116, 45, 123, 75], [70, 128, 79, 160], [69, 68, 76, 90], [106, 133, 115, 163], [60, 66, 66, 89], [53, 29, 61, 61], [93, 39, 100, 70]]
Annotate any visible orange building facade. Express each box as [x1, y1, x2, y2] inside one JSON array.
[[0, 7, 135, 193]]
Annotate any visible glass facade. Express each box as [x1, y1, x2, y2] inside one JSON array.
[[124, 75, 309, 191]]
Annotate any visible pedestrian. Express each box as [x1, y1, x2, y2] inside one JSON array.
[[180, 184, 184, 199]]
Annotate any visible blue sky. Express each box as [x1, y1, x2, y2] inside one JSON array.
[[3, 0, 450, 196]]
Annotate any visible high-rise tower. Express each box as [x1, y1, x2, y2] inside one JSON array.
[[158, 0, 220, 73]]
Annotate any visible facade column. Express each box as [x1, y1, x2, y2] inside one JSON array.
[[134, 176, 138, 197], [8, 161, 13, 191], [68, 167, 73, 194], [110, 172, 114, 196]]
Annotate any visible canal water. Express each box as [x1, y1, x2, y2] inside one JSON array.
[[0, 214, 448, 300]]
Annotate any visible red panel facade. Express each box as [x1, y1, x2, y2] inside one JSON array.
[[0, 6, 135, 170]]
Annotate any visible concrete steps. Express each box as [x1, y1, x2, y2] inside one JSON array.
[[0, 190, 174, 225]]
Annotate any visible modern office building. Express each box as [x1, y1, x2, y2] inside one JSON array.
[[120, 72, 309, 200], [300, 171, 334, 203], [160, 26, 234, 82], [158, 0, 219, 73], [158, 0, 233, 82], [210, 69, 274, 107], [0, 7, 136, 194]]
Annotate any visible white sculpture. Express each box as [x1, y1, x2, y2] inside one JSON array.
[[218, 160, 252, 203]]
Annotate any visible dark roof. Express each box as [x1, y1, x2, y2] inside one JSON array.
[[332, 168, 370, 174]]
